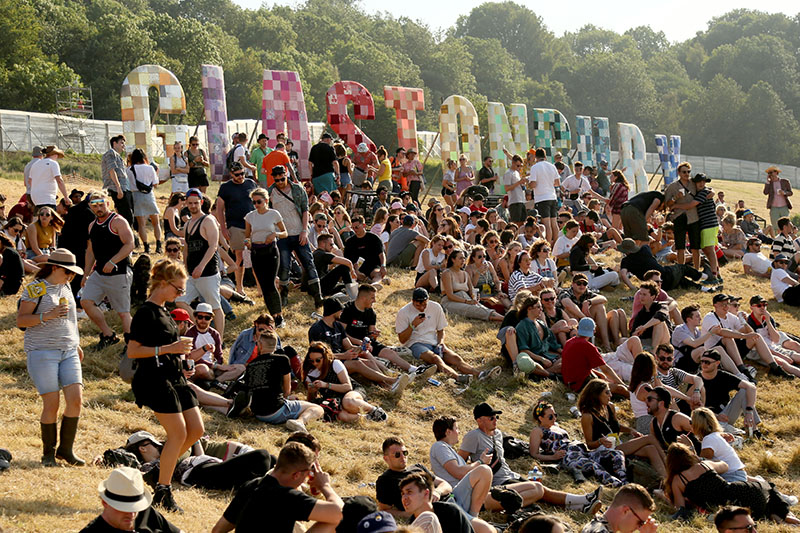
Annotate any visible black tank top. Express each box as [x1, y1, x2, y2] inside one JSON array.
[[653, 411, 701, 452], [90, 213, 129, 276], [590, 405, 620, 440], [186, 215, 218, 277]]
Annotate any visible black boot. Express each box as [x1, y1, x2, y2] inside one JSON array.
[[280, 285, 289, 308], [40, 422, 57, 467], [309, 280, 324, 308], [155, 240, 162, 254], [152, 484, 183, 513], [56, 416, 85, 466], [143, 242, 150, 254]]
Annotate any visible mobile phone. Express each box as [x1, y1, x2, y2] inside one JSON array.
[[418, 313, 426, 319], [182, 359, 195, 371]]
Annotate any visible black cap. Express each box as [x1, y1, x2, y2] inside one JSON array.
[[70, 189, 84, 197], [727, 294, 742, 302], [412, 287, 429, 301], [703, 349, 721, 361], [322, 298, 343, 316], [712, 294, 730, 304], [749, 295, 767, 305], [257, 133, 269, 141], [773, 253, 790, 264], [321, 132, 333, 140], [271, 165, 287, 176], [472, 194, 485, 201], [691, 173, 710, 183], [473, 402, 502, 419]]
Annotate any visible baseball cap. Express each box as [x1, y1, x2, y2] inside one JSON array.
[[412, 287, 429, 301], [459, 206, 471, 215], [712, 294, 730, 304], [170, 308, 192, 322], [749, 295, 767, 305], [357, 143, 368, 153], [126, 431, 162, 448], [195, 302, 213, 315], [727, 294, 742, 302], [773, 253, 789, 264], [577, 317, 596, 337], [32, 146, 43, 157], [473, 402, 502, 419], [321, 133, 333, 140], [402, 215, 415, 226], [703, 349, 721, 361], [185, 188, 203, 199], [357, 511, 397, 533], [691, 173, 710, 183], [390, 201, 403, 210]]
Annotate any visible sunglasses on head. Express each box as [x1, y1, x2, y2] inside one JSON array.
[[195, 314, 213, 321], [393, 450, 409, 458]]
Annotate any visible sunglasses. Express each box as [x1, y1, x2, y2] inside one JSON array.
[[253, 199, 265, 205], [233, 172, 244, 177], [393, 450, 409, 458], [274, 176, 287, 182], [474, 254, 485, 259], [700, 359, 717, 365], [628, 507, 648, 528], [444, 245, 454, 250], [542, 248, 551, 252], [195, 314, 213, 321], [574, 281, 588, 286], [166, 247, 180, 253], [657, 356, 673, 362], [487, 415, 499, 421], [310, 357, 323, 364], [752, 303, 767, 308], [190, 143, 199, 146], [730, 303, 740, 307], [646, 396, 658, 402], [170, 283, 186, 295], [40, 213, 52, 218], [729, 525, 757, 532], [547, 414, 556, 420], [542, 297, 555, 302]]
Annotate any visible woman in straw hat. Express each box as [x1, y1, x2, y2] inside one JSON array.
[[16, 248, 85, 467]]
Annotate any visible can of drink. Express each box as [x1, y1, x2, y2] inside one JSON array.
[[570, 406, 581, 418], [540, 391, 553, 398], [361, 337, 370, 351], [59, 297, 68, 307], [565, 393, 577, 402], [527, 467, 542, 481], [427, 377, 442, 387], [422, 406, 436, 413], [356, 257, 365, 268]]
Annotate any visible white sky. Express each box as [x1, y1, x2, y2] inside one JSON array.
[[233, 0, 799, 42]]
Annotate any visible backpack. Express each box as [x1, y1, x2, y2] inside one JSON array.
[[224, 146, 238, 176], [502, 434, 530, 460]]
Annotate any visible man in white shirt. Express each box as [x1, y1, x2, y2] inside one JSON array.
[[503, 155, 527, 223], [23, 146, 44, 203], [233, 132, 256, 178], [527, 148, 560, 244], [395, 288, 498, 384], [770, 254, 800, 305], [29, 145, 71, 210], [742, 238, 771, 278]]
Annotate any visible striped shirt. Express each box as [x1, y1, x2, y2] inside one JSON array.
[[694, 189, 718, 230], [770, 233, 797, 260], [21, 280, 79, 352], [508, 269, 543, 301]]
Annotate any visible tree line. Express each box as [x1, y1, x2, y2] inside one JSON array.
[[2, 0, 800, 165]]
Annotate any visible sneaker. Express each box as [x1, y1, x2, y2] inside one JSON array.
[[375, 357, 391, 367], [285, 419, 307, 433], [769, 364, 794, 379], [455, 374, 473, 385], [581, 486, 603, 514], [390, 374, 410, 397], [366, 406, 388, 422], [490, 487, 523, 514], [512, 362, 521, 377], [413, 364, 437, 381], [744, 365, 758, 381], [152, 484, 183, 513], [227, 391, 250, 418], [275, 315, 285, 329], [478, 366, 502, 382], [98, 333, 120, 349], [76, 309, 88, 320]]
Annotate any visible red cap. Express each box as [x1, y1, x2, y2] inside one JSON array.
[[170, 308, 192, 322]]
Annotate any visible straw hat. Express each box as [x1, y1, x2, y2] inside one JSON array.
[[42, 248, 83, 275]]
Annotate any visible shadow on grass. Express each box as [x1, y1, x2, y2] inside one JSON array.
[[1, 497, 96, 515]]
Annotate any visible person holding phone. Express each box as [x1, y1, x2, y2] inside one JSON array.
[[126, 259, 202, 512]]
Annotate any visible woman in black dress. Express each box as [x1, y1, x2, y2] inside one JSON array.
[[127, 259, 201, 512]]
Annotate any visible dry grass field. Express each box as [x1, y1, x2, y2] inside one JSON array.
[[1, 164, 800, 532]]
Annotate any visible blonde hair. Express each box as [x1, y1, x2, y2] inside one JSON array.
[[691, 407, 723, 437], [722, 213, 736, 226], [148, 258, 187, 293], [250, 187, 269, 201]]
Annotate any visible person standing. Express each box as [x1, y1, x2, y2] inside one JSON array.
[[17, 249, 85, 467], [101, 136, 134, 228], [250, 133, 272, 185], [620, 190, 665, 245], [216, 162, 257, 293], [664, 162, 700, 269], [404, 148, 425, 203], [763, 165, 792, 232], [527, 148, 560, 244], [127, 148, 162, 254], [167, 141, 189, 194], [244, 187, 288, 327], [269, 165, 324, 308], [232, 132, 257, 178], [24, 146, 44, 206], [176, 188, 225, 338], [261, 143, 296, 186], [82, 191, 135, 348], [126, 259, 202, 512], [29, 145, 71, 211], [503, 155, 527, 224], [308, 133, 340, 195], [477, 156, 498, 193], [185, 136, 210, 193]]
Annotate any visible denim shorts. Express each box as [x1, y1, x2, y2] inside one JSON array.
[[27, 348, 83, 395], [255, 400, 304, 425], [410, 342, 442, 360], [451, 469, 478, 517]]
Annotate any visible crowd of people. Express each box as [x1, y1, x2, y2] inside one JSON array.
[[2, 136, 800, 533]]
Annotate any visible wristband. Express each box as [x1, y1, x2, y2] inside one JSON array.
[[39, 313, 44, 324], [155, 346, 159, 357], [108, 260, 116, 267]]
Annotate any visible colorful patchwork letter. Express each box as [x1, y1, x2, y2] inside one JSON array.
[[618, 123, 649, 193], [120, 65, 186, 160], [654, 134, 682, 185], [384, 86, 424, 151], [592, 117, 611, 170], [439, 95, 481, 169], [487, 102, 529, 180], [262, 70, 312, 180], [532, 109, 571, 160], [202, 65, 229, 181], [575, 115, 611, 168], [326, 81, 376, 153]]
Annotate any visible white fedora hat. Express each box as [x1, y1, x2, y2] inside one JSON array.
[[97, 466, 152, 513]]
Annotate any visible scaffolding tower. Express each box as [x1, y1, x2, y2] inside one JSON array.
[[55, 84, 97, 153]]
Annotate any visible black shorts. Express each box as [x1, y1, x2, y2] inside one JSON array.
[[188, 167, 209, 188], [535, 200, 558, 218], [509, 202, 528, 223], [675, 345, 699, 373], [132, 371, 198, 414], [673, 215, 701, 251], [371, 341, 388, 355]]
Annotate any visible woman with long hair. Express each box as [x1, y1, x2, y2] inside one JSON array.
[[185, 135, 209, 192], [403, 147, 424, 203], [454, 154, 474, 201], [665, 442, 798, 523], [466, 245, 510, 313], [302, 342, 388, 423], [245, 187, 288, 327], [441, 158, 457, 208], [570, 233, 620, 290], [333, 142, 352, 200], [17, 249, 85, 467], [168, 140, 189, 193], [608, 170, 630, 231], [529, 239, 557, 280], [496, 241, 522, 293], [371, 207, 389, 236], [539, 287, 578, 347], [126, 259, 201, 511], [441, 248, 504, 322], [162, 191, 185, 239], [691, 408, 748, 482], [415, 234, 446, 291], [529, 401, 627, 487], [578, 379, 666, 477], [128, 148, 162, 254], [427, 202, 447, 236], [483, 230, 503, 266], [553, 219, 580, 270], [26, 206, 63, 262], [332, 205, 354, 242], [508, 250, 552, 301], [380, 214, 401, 248], [437, 216, 463, 241], [513, 295, 562, 377]]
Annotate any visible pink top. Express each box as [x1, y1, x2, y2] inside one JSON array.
[[772, 181, 788, 207]]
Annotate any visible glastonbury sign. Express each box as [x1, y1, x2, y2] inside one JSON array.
[[120, 64, 681, 192]]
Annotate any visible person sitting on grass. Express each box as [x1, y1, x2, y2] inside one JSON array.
[[580, 483, 657, 533], [400, 471, 494, 533], [646, 386, 700, 452], [719, 213, 747, 260], [742, 237, 772, 278], [561, 318, 628, 396], [395, 288, 501, 386], [184, 302, 244, 387], [513, 295, 562, 378], [302, 341, 390, 423], [558, 273, 626, 352], [80, 467, 181, 533], [770, 254, 800, 306], [245, 330, 324, 433], [628, 270, 682, 326], [629, 281, 672, 350], [540, 287, 578, 347], [671, 304, 735, 375]]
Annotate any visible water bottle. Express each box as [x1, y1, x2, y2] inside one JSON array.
[[427, 377, 442, 386], [540, 391, 553, 399], [527, 467, 542, 481], [422, 406, 436, 413], [565, 392, 577, 402], [310, 312, 323, 320], [570, 406, 581, 419]]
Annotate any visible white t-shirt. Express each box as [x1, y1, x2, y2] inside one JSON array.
[[127, 164, 159, 190], [701, 432, 745, 472], [553, 232, 580, 258], [517, 233, 537, 248], [193, 330, 216, 364], [671, 323, 699, 362], [743, 252, 771, 275], [396, 300, 447, 347], [528, 160, 559, 202], [562, 174, 592, 194], [306, 358, 346, 381], [700, 311, 741, 349], [771, 268, 792, 302], [29, 158, 61, 205], [233, 144, 252, 176], [503, 169, 525, 204], [416, 248, 445, 274], [244, 209, 283, 243], [412, 512, 442, 533]]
